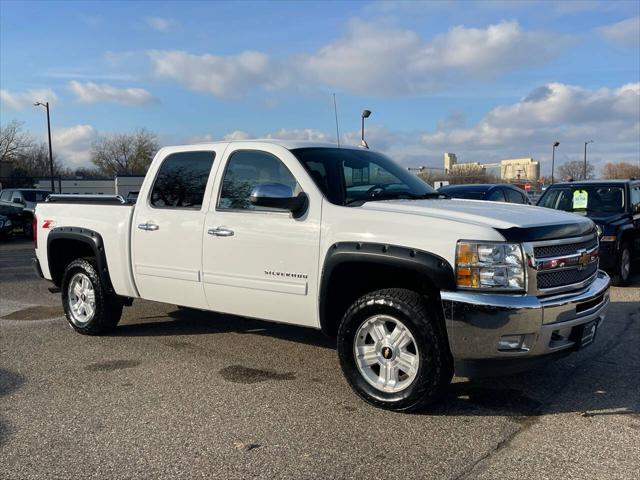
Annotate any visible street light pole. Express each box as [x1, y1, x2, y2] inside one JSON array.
[[583, 140, 593, 180], [34, 101, 55, 193], [551, 141, 560, 185], [360, 109, 371, 149]]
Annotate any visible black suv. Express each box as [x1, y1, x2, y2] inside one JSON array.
[[537, 180, 640, 285]]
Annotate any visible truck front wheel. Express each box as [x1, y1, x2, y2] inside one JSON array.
[[61, 258, 123, 335], [337, 288, 450, 412]]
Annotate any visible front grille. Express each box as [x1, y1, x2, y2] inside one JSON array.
[[537, 262, 598, 289], [534, 236, 598, 259]]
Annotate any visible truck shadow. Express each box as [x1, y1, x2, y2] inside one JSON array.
[[112, 307, 336, 349], [112, 298, 638, 419]]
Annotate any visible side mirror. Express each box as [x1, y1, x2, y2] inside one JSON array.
[[250, 183, 308, 218], [13, 198, 24, 205]]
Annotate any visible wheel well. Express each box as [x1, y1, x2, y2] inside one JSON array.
[[321, 262, 445, 338], [48, 239, 95, 286]]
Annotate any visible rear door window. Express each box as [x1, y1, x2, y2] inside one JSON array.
[[150, 151, 216, 209]]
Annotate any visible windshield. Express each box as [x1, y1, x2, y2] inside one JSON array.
[[22, 191, 51, 202], [291, 148, 438, 206], [538, 185, 625, 214]]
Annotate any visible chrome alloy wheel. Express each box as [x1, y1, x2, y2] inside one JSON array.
[[67, 273, 96, 326], [354, 315, 420, 393]]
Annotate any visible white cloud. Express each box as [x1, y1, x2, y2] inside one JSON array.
[[148, 50, 286, 98], [148, 20, 568, 98], [223, 130, 252, 141], [68, 81, 157, 105], [598, 17, 640, 48], [52, 125, 98, 166], [189, 134, 215, 143], [0, 88, 57, 111], [420, 82, 640, 171], [144, 16, 176, 33], [267, 128, 332, 142], [304, 20, 569, 95]]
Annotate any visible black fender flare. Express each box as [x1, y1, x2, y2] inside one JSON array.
[[616, 223, 635, 249], [319, 242, 455, 334], [47, 226, 114, 293]]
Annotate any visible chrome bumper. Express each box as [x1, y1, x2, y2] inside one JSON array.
[[440, 270, 610, 361]]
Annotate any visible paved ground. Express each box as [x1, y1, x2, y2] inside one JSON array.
[[1, 237, 638, 479]]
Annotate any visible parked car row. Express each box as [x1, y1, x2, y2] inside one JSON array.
[[0, 188, 52, 238]]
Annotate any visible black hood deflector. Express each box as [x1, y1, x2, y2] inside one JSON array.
[[495, 222, 596, 243]]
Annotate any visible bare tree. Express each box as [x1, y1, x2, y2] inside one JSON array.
[[602, 161, 640, 179], [91, 128, 159, 176], [0, 120, 33, 163], [12, 141, 65, 177], [557, 160, 595, 181]]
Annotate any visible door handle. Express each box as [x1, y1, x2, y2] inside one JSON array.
[[208, 227, 234, 237], [138, 223, 159, 231]]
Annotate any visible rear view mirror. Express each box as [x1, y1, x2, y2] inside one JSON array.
[[250, 183, 308, 218]]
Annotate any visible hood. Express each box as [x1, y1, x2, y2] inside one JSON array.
[[587, 212, 629, 225], [361, 199, 595, 241]]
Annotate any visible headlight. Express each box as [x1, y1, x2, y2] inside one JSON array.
[[456, 241, 525, 291]]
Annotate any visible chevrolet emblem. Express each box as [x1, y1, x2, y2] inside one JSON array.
[[578, 252, 591, 269]]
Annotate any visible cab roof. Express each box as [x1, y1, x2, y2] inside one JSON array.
[[168, 139, 360, 151]]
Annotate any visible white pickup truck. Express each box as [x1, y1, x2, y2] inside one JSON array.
[[34, 140, 610, 411]]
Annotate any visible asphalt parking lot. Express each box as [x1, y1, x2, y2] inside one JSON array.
[[1, 237, 638, 479]]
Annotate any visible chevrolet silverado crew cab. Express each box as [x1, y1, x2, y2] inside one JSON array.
[[33, 141, 610, 411]]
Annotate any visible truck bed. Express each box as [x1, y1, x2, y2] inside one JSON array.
[[35, 202, 139, 298]]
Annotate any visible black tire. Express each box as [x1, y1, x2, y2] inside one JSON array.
[[23, 218, 33, 239], [611, 242, 631, 287], [337, 288, 451, 412], [61, 258, 123, 335]]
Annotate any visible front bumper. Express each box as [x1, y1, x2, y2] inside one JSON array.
[[441, 271, 610, 370]]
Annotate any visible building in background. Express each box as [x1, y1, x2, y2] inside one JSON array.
[[500, 158, 540, 182], [443, 153, 540, 182], [443, 152, 458, 172]]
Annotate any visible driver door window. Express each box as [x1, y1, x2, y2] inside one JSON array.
[[218, 150, 300, 211]]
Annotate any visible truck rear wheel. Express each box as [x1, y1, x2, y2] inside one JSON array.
[[337, 288, 450, 412], [61, 258, 122, 335]]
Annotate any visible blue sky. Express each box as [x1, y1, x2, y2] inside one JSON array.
[[1, 0, 639, 174]]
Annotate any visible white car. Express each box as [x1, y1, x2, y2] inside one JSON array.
[[33, 140, 610, 411]]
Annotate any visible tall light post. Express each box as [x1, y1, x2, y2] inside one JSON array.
[[34, 101, 55, 193], [360, 109, 371, 149], [583, 140, 593, 180], [551, 141, 560, 185]]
